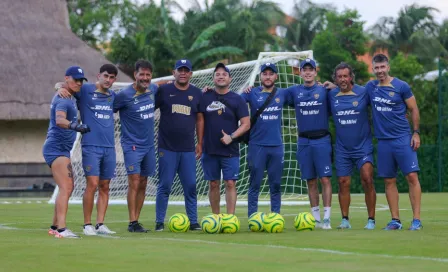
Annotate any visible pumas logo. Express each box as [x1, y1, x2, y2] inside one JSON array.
[[206, 101, 226, 112], [353, 101, 358, 107], [78, 68, 83, 73], [275, 97, 280, 103], [298, 93, 304, 98], [389, 92, 395, 97], [188, 96, 193, 101], [314, 93, 319, 99], [85, 165, 91, 172], [181, 60, 186, 63], [159, 151, 164, 157]]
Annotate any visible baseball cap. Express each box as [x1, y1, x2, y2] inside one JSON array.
[[65, 66, 87, 81], [260, 62, 278, 73], [174, 59, 193, 71], [213, 63, 231, 76], [300, 58, 317, 69]]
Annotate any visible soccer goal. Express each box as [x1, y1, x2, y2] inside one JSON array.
[[49, 51, 313, 206]]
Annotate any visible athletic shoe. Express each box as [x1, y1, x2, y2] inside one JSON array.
[[382, 220, 403, 230], [48, 228, 58, 236], [128, 222, 149, 233], [315, 220, 323, 229], [83, 225, 97, 236], [322, 218, 332, 230], [155, 222, 164, 232], [336, 218, 351, 229], [96, 224, 116, 235], [408, 219, 423, 231], [189, 223, 201, 231], [364, 219, 376, 230], [55, 229, 80, 238]]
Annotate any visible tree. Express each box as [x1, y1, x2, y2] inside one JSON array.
[[311, 10, 369, 82]]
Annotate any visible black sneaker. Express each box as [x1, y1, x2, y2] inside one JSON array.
[[155, 222, 164, 232], [189, 223, 202, 231], [128, 222, 149, 233]]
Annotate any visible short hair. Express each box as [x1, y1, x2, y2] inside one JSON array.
[[135, 59, 153, 72], [99, 64, 118, 76], [372, 54, 389, 64], [332, 62, 355, 84]]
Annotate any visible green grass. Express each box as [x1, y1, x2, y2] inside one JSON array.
[[1, 193, 447, 271]]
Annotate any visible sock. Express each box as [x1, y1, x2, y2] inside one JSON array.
[[311, 206, 321, 222], [342, 216, 349, 220], [83, 223, 92, 228], [392, 218, 401, 223], [57, 228, 66, 233], [95, 223, 104, 230], [368, 217, 375, 222], [129, 221, 137, 226], [323, 207, 331, 220], [50, 225, 58, 230]]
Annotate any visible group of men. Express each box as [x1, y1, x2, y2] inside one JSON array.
[[42, 53, 423, 238]]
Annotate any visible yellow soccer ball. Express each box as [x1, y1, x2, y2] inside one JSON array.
[[168, 213, 190, 232], [201, 214, 222, 234], [248, 212, 265, 232], [263, 213, 285, 233], [294, 212, 316, 231], [220, 214, 240, 234]]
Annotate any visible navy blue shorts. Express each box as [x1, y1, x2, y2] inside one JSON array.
[[335, 152, 374, 177], [82, 146, 116, 180], [201, 153, 240, 181], [42, 140, 71, 167], [123, 145, 156, 177], [296, 136, 332, 180], [377, 135, 419, 177]]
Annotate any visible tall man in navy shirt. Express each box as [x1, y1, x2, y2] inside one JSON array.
[[286, 59, 333, 229], [114, 60, 158, 233], [241, 63, 289, 217], [200, 63, 250, 215], [366, 54, 422, 230], [328, 63, 376, 230], [154, 59, 204, 231]]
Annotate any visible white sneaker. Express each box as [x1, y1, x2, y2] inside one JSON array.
[[96, 224, 116, 235], [83, 225, 97, 236], [322, 218, 332, 230], [55, 229, 80, 238], [315, 221, 323, 229]]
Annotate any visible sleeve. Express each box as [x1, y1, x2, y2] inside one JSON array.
[[113, 89, 126, 113], [55, 98, 71, 113], [284, 86, 295, 106], [327, 93, 333, 115], [240, 92, 249, 103], [73, 84, 88, 100], [149, 83, 158, 95], [198, 93, 206, 113], [155, 85, 164, 109], [236, 96, 250, 119], [401, 82, 414, 100]]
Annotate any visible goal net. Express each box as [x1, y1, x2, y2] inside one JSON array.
[[49, 51, 313, 206]]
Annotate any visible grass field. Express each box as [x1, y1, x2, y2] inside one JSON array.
[[1, 193, 447, 271]]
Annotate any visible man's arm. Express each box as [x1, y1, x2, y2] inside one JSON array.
[[195, 112, 204, 159], [232, 116, 250, 138], [405, 96, 421, 150]]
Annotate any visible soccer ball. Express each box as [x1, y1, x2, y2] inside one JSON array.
[[168, 213, 190, 232], [201, 214, 222, 234], [294, 212, 316, 231], [263, 213, 285, 233], [248, 212, 265, 232], [220, 214, 240, 234]]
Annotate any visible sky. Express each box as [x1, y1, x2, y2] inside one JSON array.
[[142, 0, 448, 28]]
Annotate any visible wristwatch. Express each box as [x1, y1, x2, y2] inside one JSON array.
[[413, 130, 420, 134]]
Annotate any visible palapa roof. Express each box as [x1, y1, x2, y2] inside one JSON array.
[[0, 0, 132, 120]]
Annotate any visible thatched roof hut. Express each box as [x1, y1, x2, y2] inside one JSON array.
[[0, 0, 132, 120]]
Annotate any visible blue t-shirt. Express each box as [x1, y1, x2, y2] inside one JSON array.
[[46, 94, 78, 150], [365, 78, 414, 139], [286, 83, 330, 139], [74, 83, 115, 147], [113, 83, 158, 147], [155, 83, 202, 152], [241, 87, 289, 146], [199, 90, 249, 157], [328, 85, 373, 156]]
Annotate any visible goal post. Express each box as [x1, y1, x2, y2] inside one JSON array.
[[49, 51, 313, 206]]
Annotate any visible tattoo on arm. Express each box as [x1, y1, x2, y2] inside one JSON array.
[[67, 163, 73, 178]]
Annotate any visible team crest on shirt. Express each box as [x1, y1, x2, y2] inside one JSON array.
[[218, 109, 223, 115], [108, 97, 112, 102], [188, 96, 193, 101], [352, 101, 358, 107], [85, 165, 91, 172], [159, 151, 164, 157], [314, 94, 319, 99], [128, 165, 134, 171], [275, 98, 280, 103], [150, 94, 154, 100], [389, 92, 395, 97]]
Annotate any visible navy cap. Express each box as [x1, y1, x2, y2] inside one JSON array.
[[300, 58, 317, 69], [65, 66, 87, 81], [260, 62, 278, 73], [214, 63, 231, 76], [174, 59, 193, 71]]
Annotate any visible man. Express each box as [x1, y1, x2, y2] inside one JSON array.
[[199, 63, 250, 215], [57, 64, 119, 235], [241, 63, 289, 217], [114, 60, 158, 232], [366, 54, 422, 230], [43, 66, 90, 238], [328, 62, 376, 229], [286, 58, 333, 229], [154, 59, 203, 231]]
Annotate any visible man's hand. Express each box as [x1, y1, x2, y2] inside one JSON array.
[[243, 86, 253, 94], [57, 87, 72, 98], [411, 132, 421, 151], [195, 144, 202, 160], [202, 86, 213, 93], [220, 130, 233, 145], [69, 122, 91, 134], [322, 81, 337, 90]]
